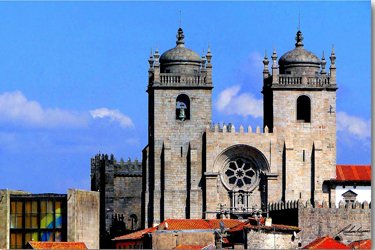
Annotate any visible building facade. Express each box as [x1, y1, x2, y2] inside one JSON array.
[[143, 27, 338, 227], [0, 189, 99, 249], [90, 154, 142, 247]]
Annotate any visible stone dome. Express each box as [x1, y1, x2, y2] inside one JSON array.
[[159, 28, 202, 74], [278, 30, 321, 75]]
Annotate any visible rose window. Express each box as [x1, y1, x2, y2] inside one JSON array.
[[223, 158, 259, 190]]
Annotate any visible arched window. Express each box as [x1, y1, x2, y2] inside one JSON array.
[[176, 94, 190, 121], [130, 214, 138, 230], [296, 95, 311, 122]]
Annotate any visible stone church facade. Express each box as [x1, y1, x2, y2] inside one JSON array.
[[142, 27, 338, 228]]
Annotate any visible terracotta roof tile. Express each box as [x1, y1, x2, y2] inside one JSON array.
[[348, 239, 371, 249], [336, 165, 371, 181], [27, 241, 87, 249], [112, 227, 157, 241], [228, 218, 300, 233], [158, 219, 243, 230], [303, 236, 349, 249]]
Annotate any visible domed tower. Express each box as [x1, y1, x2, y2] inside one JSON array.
[[143, 28, 212, 227], [262, 30, 338, 203]]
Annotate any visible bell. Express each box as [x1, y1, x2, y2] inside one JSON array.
[[178, 108, 186, 121]]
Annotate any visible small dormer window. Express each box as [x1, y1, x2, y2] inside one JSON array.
[[176, 94, 190, 121], [341, 190, 358, 204], [297, 95, 311, 122]]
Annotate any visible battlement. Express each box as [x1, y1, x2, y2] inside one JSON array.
[[268, 200, 371, 211], [91, 154, 142, 177], [206, 123, 276, 135]]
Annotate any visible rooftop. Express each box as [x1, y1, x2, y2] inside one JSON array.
[[302, 236, 349, 249], [336, 164, 371, 182], [348, 239, 371, 249], [26, 241, 87, 249]]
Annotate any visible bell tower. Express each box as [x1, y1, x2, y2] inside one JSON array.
[[143, 28, 213, 227], [262, 30, 338, 203]]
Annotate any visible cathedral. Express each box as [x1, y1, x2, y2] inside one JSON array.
[[142, 27, 337, 228]]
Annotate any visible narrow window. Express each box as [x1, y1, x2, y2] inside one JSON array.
[[130, 214, 138, 230], [176, 94, 190, 121], [297, 95, 311, 122]]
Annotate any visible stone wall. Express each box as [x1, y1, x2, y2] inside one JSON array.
[[0, 189, 29, 249], [91, 154, 142, 246], [67, 189, 100, 249], [147, 87, 212, 226], [152, 230, 215, 249], [205, 124, 278, 218], [114, 175, 142, 230], [247, 230, 298, 249], [268, 200, 371, 247]]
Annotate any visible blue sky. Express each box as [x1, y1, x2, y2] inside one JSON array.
[[0, 2, 370, 193]]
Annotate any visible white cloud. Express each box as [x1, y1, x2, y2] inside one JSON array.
[[0, 91, 88, 128], [337, 111, 371, 140], [90, 108, 134, 128], [216, 85, 263, 118]]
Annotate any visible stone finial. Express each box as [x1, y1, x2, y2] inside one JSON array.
[[330, 46, 336, 66], [206, 45, 212, 64], [264, 126, 269, 134], [320, 51, 326, 75], [263, 50, 269, 72], [176, 27, 185, 47], [329, 46, 336, 85], [295, 30, 304, 47], [201, 52, 207, 70], [148, 48, 154, 68], [271, 48, 278, 68]]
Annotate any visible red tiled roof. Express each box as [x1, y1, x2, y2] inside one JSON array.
[[112, 227, 157, 241], [336, 165, 371, 181], [27, 241, 87, 249], [173, 245, 206, 249], [228, 218, 300, 233], [158, 219, 243, 230], [303, 236, 349, 249], [348, 239, 371, 249]]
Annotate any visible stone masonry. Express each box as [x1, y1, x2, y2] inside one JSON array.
[[91, 154, 142, 247], [67, 189, 100, 249], [268, 200, 371, 247], [142, 27, 341, 226]]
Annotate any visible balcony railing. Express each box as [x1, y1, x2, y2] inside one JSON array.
[[159, 73, 206, 85]]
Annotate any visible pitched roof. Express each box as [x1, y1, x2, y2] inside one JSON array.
[[348, 239, 371, 249], [303, 236, 349, 249], [341, 190, 358, 198], [336, 165, 371, 181], [27, 241, 87, 249], [228, 217, 300, 233], [112, 226, 157, 241], [158, 219, 243, 230]]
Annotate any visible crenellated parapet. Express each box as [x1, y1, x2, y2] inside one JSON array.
[[90, 153, 142, 177], [268, 199, 371, 211]]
